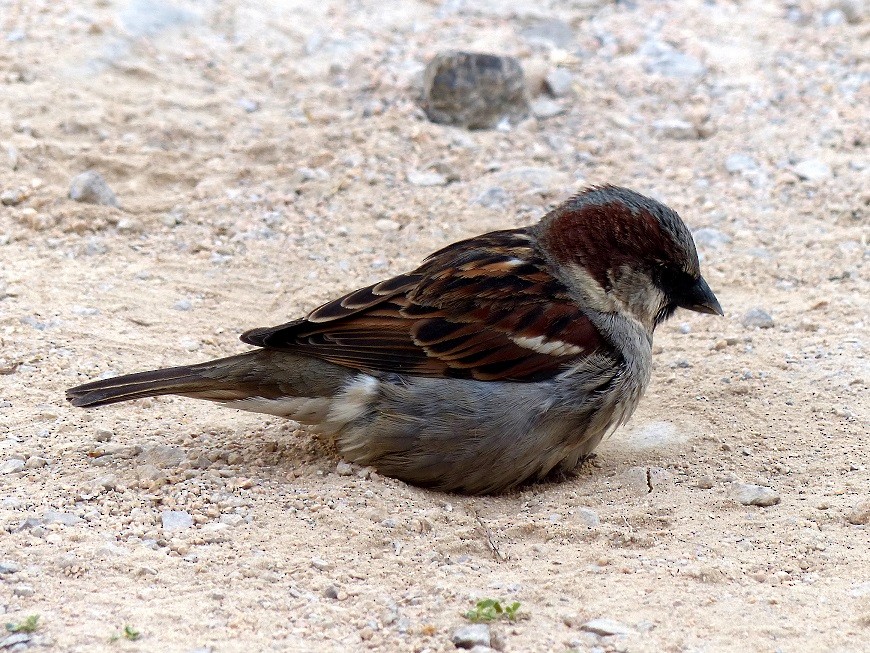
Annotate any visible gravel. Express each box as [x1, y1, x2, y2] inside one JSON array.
[[0, 459, 25, 474], [846, 500, 870, 525], [653, 118, 698, 140], [741, 308, 775, 329], [452, 624, 490, 649], [792, 159, 832, 181], [732, 483, 781, 507], [581, 617, 634, 636], [68, 170, 119, 207], [725, 153, 759, 173], [545, 68, 572, 96], [161, 510, 194, 531]]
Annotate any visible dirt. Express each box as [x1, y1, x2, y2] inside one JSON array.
[[0, 1, 868, 652]]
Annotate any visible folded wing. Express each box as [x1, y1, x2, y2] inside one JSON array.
[[241, 229, 605, 381]]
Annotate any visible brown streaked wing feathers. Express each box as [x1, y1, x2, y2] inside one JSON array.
[[240, 229, 604, 381]]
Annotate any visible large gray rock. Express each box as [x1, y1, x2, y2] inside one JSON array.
[[423, 52, 529, 129]]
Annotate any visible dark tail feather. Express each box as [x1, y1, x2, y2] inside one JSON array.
[[66, 353, 259, 408]]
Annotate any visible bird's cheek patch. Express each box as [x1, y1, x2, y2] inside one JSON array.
[[566, 264, 622, 313]]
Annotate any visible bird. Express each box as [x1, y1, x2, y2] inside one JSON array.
[[67, 185, 722, 495]]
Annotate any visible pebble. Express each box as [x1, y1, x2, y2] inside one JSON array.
[[732, 483, 781, 507], [94, 428, 113, 442], [741, 308, 774, 329], [693, 228, 731, 248], [545, 68, 572, 96], [311, 557, 332, 571], [335, 461, 354, 476], [43, 510, 82, 526], [1, 188, 24, 206], [792, 159, 832, 181], [581, 617, 634, 636], [519, 18, 575, 49], [0, 560, 21, 574], [237, 97, 260, 113], [652, 118, 698, 140], [452, 624, 490, 649], [725, 153, 758, 173], [219, 514, 245, 527], [139, 444, 186, 468], [696, 475, 715, 489], [640, 40, 705, 78], [496, 166, 569, 193], [407, 169, 448, 186], [199, 523, 230, 543], [0, 459, 25, 474], [68, 170, 120, 207], [576, 507, 600, 528], [374, 218, 400, 232], [180, 338, 201, 352], [838, 0, 866, 23], [530, 97, 565, 119], [0, 633, 31, 648], [161, 510, 194, 531], [12, 584, 35, 597], [24, 456, 47, 469], [846, 500, 870, 525], [474, 187, 510, 209], [422, 51, 529, 129]]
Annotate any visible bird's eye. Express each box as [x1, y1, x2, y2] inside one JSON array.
[[653, 265, 693, 293]]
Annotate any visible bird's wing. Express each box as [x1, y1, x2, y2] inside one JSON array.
[[241, 229, 606, 381]]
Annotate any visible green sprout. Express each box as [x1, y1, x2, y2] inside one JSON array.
[[5, 614, 40, 633], [464, 598, 521, 623], [122, 625, 141, 641]]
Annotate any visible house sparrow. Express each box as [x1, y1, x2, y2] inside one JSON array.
[[67, 185, 722, 494]]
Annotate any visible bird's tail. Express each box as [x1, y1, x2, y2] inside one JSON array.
[[66, 350, 355, 410], [65, 353, 263, 407]]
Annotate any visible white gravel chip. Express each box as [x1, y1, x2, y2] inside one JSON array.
[[161, 510, 194, 531], [407, 169, 448, 186], [69, 170, 119, 207], [732, 483, 781, 507], [452, 624, 491, 649], [576, 508, 600, 528], [741, 308, 774, 329], [725, 153, 758, 173], [43, 510, 82, 525], [792, 159, 832, 181], [653, 118, 697, 140], [581, 617, 634, 636], [0, 459, 25, 474]]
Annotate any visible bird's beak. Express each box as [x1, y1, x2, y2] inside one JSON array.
[[680, 276, 723, 315]]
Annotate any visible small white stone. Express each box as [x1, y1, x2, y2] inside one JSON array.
[[576, 508, 600, 527], [452, 624, 490, 649], [406, 169, 447, 186], [545, 67, 573, 96], [0, 459, 25, 474], [581, 617, 633, 636], [732, 483, 781, 507], [336, 461, 354, 476], [374, 218, 400, 232], [652, 118, 697, 140], [530, 97, 565, 119], [792, 159, 831, 181], [311, 557, 332, 571], [161, 510, 194, 531]]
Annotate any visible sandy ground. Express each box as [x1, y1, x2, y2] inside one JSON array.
[[1, 0, 868, 651]]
